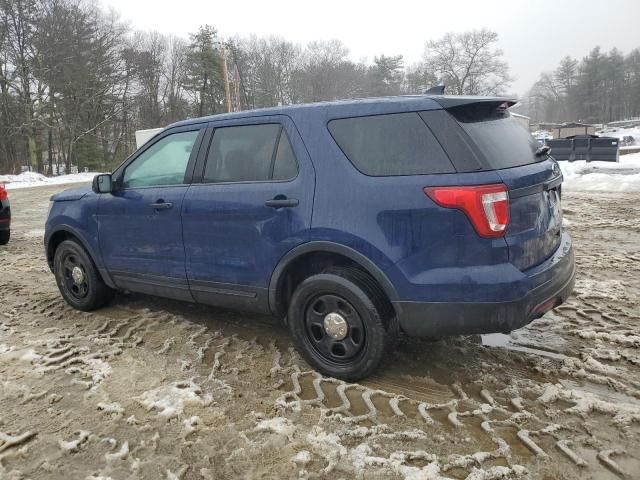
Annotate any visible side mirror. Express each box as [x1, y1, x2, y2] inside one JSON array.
[[92, 174, 113, 194]]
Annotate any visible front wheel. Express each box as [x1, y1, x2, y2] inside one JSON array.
[[0, 230, 9, 245], [53, 240, 113, 311], [287, 272, 389, 381]]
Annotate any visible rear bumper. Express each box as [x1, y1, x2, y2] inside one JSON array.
[[393, 231, 575, 337]]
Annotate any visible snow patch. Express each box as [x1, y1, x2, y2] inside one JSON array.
[[0, 171, 101, 190], [0, 344, 41, 364], [306, 427, 347, 473], [465, 465, 528, 480], [560, 152, 640, 192], [538, 382, 640, 426], [292, 450, 312, 465], [254, 417, 296, 439], [105, 441, 129, 462], [135, 379, 219, 418], [59, 431, 91, 452], [97, 401, 124, 416], [84, 359, 113, 386], [182, 416, 202, 437]]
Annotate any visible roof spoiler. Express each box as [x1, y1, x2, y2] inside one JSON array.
[[432, 97, 517, 109], [424, 85, 446, 95]]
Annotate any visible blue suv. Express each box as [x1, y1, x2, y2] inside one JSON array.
[[45, 95, 575, 380]]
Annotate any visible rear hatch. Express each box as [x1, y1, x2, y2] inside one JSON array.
[[445, 101, 563, 271]]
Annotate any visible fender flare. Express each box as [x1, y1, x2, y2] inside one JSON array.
[[45, 224, 116, 289], [268, 241, 399, 316]]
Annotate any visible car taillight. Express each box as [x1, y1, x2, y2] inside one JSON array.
[[424, 184, 510, 238], [0, 185, 7, 201]]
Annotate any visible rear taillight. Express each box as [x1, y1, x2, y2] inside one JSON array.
[[424, 183, 510, 238], [0, 185, 7, 201]]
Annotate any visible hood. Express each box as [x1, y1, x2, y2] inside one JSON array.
[[50, 185, 93, 202]]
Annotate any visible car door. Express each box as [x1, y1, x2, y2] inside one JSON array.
[[182, 116, 315, 312], [98, 126, 205, 301]]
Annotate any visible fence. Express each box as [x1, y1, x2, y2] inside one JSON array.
[[545, 136, 619, 162]]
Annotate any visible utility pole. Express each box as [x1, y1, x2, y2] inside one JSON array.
[[234, 64, 241, 111], [220, 44, 232, 113]]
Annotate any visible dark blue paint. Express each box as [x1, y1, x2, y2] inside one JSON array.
[[98, 186, 190, 280], [183, 115, 315, 289], [45, 95, 575, 336]]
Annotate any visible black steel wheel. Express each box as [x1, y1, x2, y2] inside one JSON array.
[[304, 293, 366, 364], [288, 272, 389, 381], [53, 239, 113, 311], [60, 252, 89, 300]]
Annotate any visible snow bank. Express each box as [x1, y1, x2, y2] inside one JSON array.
[[599, 126, 640, 143], [0, 171, 100, 190], [560, 152, 640, 192]]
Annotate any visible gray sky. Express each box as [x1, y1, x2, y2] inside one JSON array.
[[102, 0, 640, 96]]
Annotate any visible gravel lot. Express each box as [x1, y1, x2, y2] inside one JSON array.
[[1, 184, 639, 479]]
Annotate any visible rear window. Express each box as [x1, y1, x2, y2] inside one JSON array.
[[328, 113, 455, 176], [449, 104, 538, 169]]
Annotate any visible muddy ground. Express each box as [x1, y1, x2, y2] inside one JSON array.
[[0, 185, 639, 480]]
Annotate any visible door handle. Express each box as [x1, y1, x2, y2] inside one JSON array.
[[150, 201, 173, 210], [264, 197, 299, 208]]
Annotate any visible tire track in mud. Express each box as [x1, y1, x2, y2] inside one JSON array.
[[3, 297, 639, 479], [274, 369, 573, 474], [271, 363, 640, 478]]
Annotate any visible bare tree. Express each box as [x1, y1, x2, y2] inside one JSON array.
[[421, 29, 512, 95], [162, 35, 188, 123], [3, 2, 640, 176], [134, 31, 166, 128], [296, 40, 366, 102]]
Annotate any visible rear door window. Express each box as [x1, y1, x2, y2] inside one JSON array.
[[203, 124, 298, 183], [328, 112, 455, 176]]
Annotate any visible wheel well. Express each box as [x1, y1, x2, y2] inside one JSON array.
[[274, 251, 396, 322], [46, 230, 79, 268]]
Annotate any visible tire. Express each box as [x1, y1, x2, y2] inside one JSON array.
[[53, 239, 113, 311], [287, 272, 390, 381], [323, 266, 400, 351], [0, 230, 9, 245]]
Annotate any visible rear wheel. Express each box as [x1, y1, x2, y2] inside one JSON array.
[[0, 230, 9, 245], [287, 271, 393, 381], [323, 266, 400, 351], [53, 240, 113, 311]]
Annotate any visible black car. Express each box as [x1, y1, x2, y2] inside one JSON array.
[[0, 184, 10, 245]]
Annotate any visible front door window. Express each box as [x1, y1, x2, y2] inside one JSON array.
[[123, 130, 199, 188]]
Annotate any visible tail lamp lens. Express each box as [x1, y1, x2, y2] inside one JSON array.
[[424, 184, 510, 238]]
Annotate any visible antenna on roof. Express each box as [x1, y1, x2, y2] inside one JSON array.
[[424, 85, 445, 95]]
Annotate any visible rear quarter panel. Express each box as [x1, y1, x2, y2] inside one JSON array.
[[290, 102, 512, 303]]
